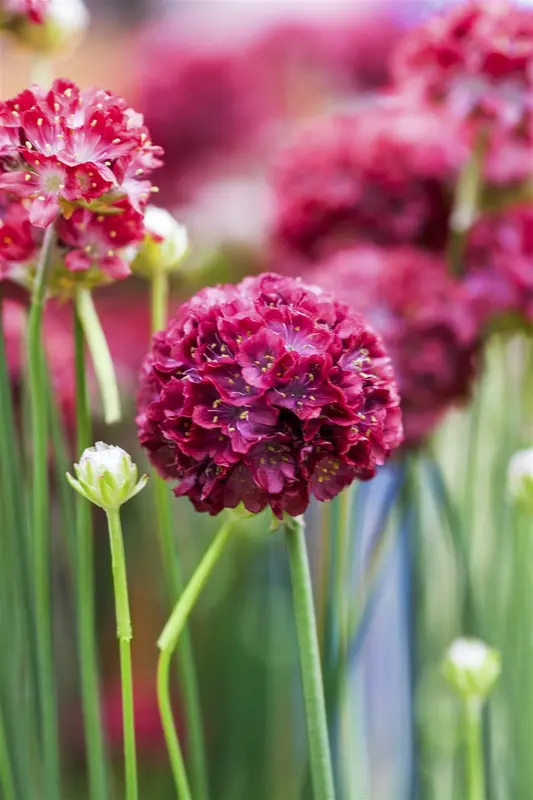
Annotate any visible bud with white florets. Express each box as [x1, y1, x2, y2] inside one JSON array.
[[132, 206, 189, 279], [442, 637, 501, 702], [66, 442, 148, 511], [508, 447, 533, 512]]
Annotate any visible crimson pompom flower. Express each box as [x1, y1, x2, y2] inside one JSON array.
[[393, 0, 533, 183], [136, 273, 402, 518], [310, 246, 481, 446], [270, 100, 464, 261], [0, 0, 46, 24], [0, 78, 162, 227]]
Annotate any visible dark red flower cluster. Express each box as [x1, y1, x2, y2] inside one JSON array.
[[464, 209, 533, 326], [0, 78, 162, 228], [136, 32, 268, 204], [0, 0, 46, 24], [310, 246, 481, 446], [393, 0, 533, 183], [137, 273, 403, 518], [271, 100, 464, 261]]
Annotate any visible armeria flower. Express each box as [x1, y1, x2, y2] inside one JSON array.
[[0, 78, 162, 227], [136, 30, 268, 204], [442, 637, 501, 701], [132, 205, 188, 279], [270, 99, 464, 261], [0, 0, 47, 25], [310, 246, 480, 446], [464, 209, 533, 328], [67, 442, 148, 511], [136, 272, 402, 518], [393, 0, 533, 184]]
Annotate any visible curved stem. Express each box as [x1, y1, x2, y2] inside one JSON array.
[[285, 516, 335, 800], [150, 271, 209, 799], [105, 509, 137, 800], [157, 517, 233, 798], [464, 698, 485, 800], [28, 223, 61, 799], [73, 310, 109, 800], [76, 288, 121, 425]]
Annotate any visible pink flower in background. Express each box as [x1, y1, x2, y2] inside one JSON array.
[[136, 31, 268, 205], [465, 209, 533, 326], [137, 273, 402, 518], [0, 197, 37, 279], [0, 0, 47, 24], [393, 0, 533, 183], [310, 246, 481, 446], [0, 79, 162, 227], [271, 99, 465, 262]]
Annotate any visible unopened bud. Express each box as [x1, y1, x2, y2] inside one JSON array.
[[132, 206, 188, 279], [66, 441, 148, 511], [442, 638, 501, 701], [508, 448, 533, 511]]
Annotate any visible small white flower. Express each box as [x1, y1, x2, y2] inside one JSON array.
[[508, 447, 533, 507], [133, 207, 188, 278], [66, 442, 148, 511], [442, 637, 501, 701]]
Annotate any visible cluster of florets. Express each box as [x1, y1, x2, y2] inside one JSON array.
[[0, 79, 162, 292], [136, 273, 403, 518], [310, 247, 481, 446], [393, 0, 533, 183], [271, 100, 464, 261]]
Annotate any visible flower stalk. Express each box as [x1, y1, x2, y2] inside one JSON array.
[[285, 515, 336, 800], [28, 222, 62, 800], [157, 516, 234, 799], [149, 265, 209, 800], [106, 508, 137, 800], [75, 288, 121, 425], [73, 309, 109, 800], [464, 697, 484, 800]]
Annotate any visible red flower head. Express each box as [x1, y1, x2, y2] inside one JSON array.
[[310, 246, 481, 446], [137, 273, 402, 518], [465, 208, 533, 326], [270, 99, 464, 262], [0, 78, 162, 227], [136, 29, 268, 205], [393, 0, 533, 183], [0, 0, 47, 24]]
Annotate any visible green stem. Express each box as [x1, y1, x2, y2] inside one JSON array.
[[0, 704, 16, 800], [105, 509, 137, 800], [73, 310, 109, 800], [285, 516, 336, 800], [447, 132, 486, 277], [157, 516, 233, 798], [150, 271, 209, 799], [464, 697, 485, 800], [27, 223, 61, 800], [76, 288, 121, 425], [151, 270, 169, 332]]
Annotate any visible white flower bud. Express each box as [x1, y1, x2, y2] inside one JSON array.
[[442, 638, 501, 701], [508, 448, 533, 509], [66, 442, 148, 511], [132, 207, 189, 279]]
